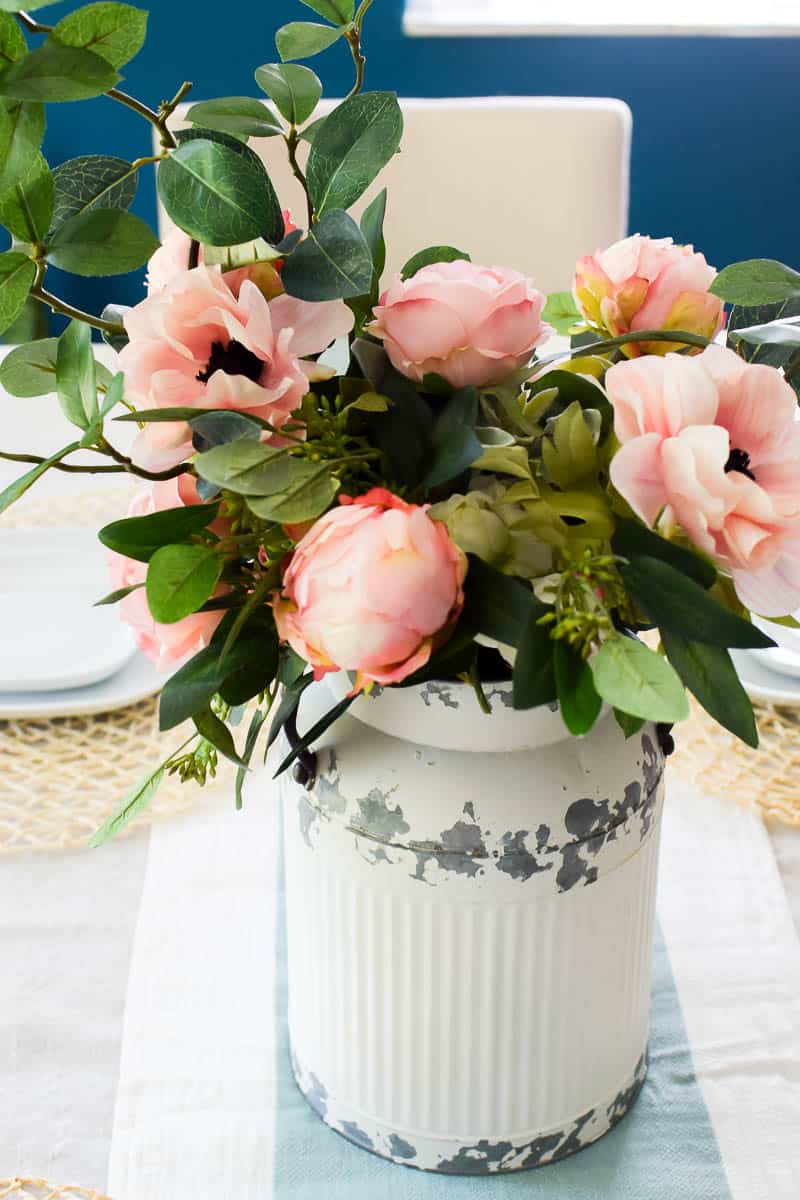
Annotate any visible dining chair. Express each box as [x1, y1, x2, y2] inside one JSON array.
[[162, 96, 632, 294]]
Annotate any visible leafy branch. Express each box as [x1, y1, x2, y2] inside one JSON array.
[[31, 286, 126, 337], [345, 0, 375, 99], [0, 447, 192, 482]]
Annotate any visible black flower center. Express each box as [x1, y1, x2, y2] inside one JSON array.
[[724, 446, 756, 482], [197, 338, 263, 385]]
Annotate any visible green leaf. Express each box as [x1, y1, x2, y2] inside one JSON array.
[[611, 518, 716, 589], [50, 154, 136, 232], [661, 630, 758, 748], [401, 244, 471, 280], [0, 150, 52, 241], [99, 503, 220, 562], [273, 694, 354, 778], [185, 96, 283, 140], [281, 208, 373, 300], [47, 207, 159, 276], [0, 101, 45, 193], [299, 114, 326, 144], [0, 13, 26, 64], [254, 62, 321, 126], [554, 641, 602, 734], [621, 556, 775, 649], [423, 387, 482, 487], [462, 554, 537, 648], [359, 185, 386, 299], [94, 581, 143, 606], [277, 21, 342, 61], [709, 259, 800, 307], [193, 707, 248, 768], [49, 2, 147, 69], [307, 91, 403, 216], [235, 707, 269, 809], [190, 410, 262, 452], [157, 136, 283, 246], [728, 320, 800, 350], [266, 672, 313, 752], [0, 438, 79, 515], [89, 763, 165, 848], [195, 442, 292, 495], [299, 0, 353, 21], [246, 462, 339, 524], [0, 249, 35, 334], [0, 42, 119, 102], [160, 634, 277, 731], [0, 336, 112, 396], [542, 399, 598, 488], [146, 544, 222, 624], [56, 319, 97, 430], [590, 636, 689, 723], [614, 708, 645, 738], [542, 290, 582, 335], [726, 296, 800, 397], [513, 608, 557, 710]]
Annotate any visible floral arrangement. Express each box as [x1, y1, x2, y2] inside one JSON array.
[[0, 1, 799, 843]]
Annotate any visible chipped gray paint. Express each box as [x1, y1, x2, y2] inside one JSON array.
[[420, 681, 460, 709], [496, 827, 553, 880], [292, 1049, 647, 1174]]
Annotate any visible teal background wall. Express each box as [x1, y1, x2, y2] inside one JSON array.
[[37, 0, 799, 318]]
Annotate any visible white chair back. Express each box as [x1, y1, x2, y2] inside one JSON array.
[[163, 96, 631, 293]]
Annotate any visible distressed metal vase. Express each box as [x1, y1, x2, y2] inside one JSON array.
[[279, 676, 665, 1174]]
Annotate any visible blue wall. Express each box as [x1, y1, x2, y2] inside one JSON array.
[[38, 0, 799, 316]]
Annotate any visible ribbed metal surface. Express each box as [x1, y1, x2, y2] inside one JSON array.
[[284, 809, 661, 1144]]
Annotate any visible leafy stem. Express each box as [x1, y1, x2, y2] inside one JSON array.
[[285, 126, 314, 227], [345, 0, 375, 99], [535, 328, 714, 373], [30, 285, 126, 337], [0, 450, 124, 475]]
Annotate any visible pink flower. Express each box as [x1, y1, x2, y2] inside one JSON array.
[[107, 487, 225, 669], [120, 264, 353, 470], [575, 235, 725, 356], [368, 260, 550, 388], [607, 346, 800, 615], [272, 488, 467, 691], [147, 212, 298, 296]]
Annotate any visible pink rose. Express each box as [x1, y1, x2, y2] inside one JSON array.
[[575, 234, 725, 356], [272, 488, 467, 691], [147, 212, 298, 296], [607, 346, 800, 615], [119, 264, 353, 471], [368, 260, 550, 388], [107, 486, 225, 669]]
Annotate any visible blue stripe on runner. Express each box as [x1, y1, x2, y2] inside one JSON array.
[[273, 849, 730, 1198]]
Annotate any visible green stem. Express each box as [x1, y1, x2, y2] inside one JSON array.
[[31, 286, 125, 337], [783, 347, 800, 384], [0, 450, 124, 475], [98, 437, 194, 482], [284, 127, 314, 227], [16, 11, 51, 34], [535, 327, 713, 372], [459, 660, 491, 715], [345, 0, 375, 99]]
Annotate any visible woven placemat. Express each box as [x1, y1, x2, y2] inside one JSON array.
[[673, 700, 800, 826], [0, 1182, 110, 1200]]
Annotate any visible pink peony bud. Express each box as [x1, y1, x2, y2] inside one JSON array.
[[272, 488, 467, 691]]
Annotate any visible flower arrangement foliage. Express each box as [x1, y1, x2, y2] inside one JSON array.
[[0, 1, 799, 843]]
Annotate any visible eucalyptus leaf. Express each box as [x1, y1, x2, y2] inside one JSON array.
[[621, 556, 775, 649], [277, 21, 342, 61], [0, 150, 52, 242], [553, 641, 601, 735], [48, 207, 158, 275], [299, 0, 354, 21], [50, 154, 137, 232], [254, 62, 321, 126], [190, 410, 262, 452], [195, 441, 293, 495], [49, 2, 148, 69], [661, 631, 757, 748], [56, 319, 97, 430], [0, 101, 45, 193], [590, 636, 689, 724], [185, 97, 283, 140], [306, 91, 403, 216], [157, 136, 283, 246], [0, 250, 35, 334], [0, 439, 79, 515], [401, 244, 471, 280], [359, 185, 386, 297], [246, 462, 339, 523], [281, 208, 373, 300], [710, 258, 800, 306], [0, 337, 113, 396], [146, 543, 222, 624], [0, 42, 119, 102], [99, 503, 220, 562]]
